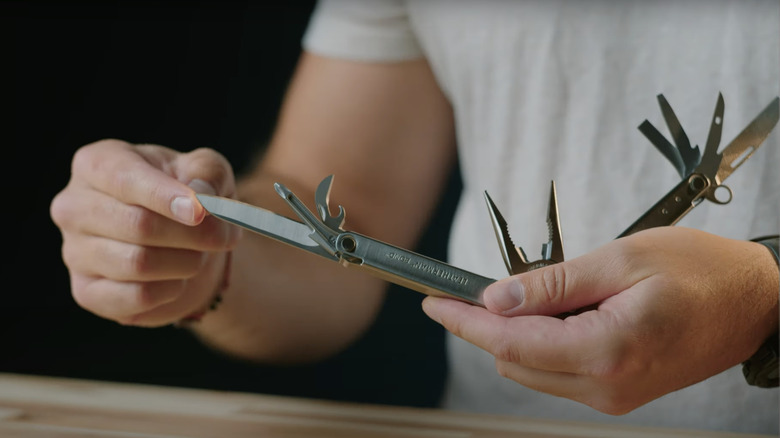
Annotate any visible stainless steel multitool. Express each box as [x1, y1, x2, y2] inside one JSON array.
[[197, 94, 778, 306]]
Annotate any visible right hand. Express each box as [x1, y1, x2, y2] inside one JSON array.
[[50, 139, 241, 327]]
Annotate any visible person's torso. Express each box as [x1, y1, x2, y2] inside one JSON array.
[[404, 0, 779, 433]]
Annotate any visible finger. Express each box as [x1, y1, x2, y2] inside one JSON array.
[[55, 188, 239, 251], [162, 147, 236, 198], [422, 296, 618, 374], [493, 359, 588, 401], [70, 273, 185, 323], [62, 234, 205, 282], [482, 241, 643, 317], [495, 358, 654, 415], [125, 250, 230, 327], [73, 140, 206, 225]]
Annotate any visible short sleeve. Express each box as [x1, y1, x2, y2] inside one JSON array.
[[302, 0, 424, 62]]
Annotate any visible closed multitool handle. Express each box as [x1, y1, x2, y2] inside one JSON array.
[[333, 232, 495, 306]]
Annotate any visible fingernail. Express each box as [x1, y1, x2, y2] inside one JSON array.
[[188, 179, 217, 195], [171, 197, 196, 224], [487, 278, 525, 313]]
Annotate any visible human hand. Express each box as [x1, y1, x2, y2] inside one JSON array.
[[422, 227, 779, 414], [50, 139, 241, 327]]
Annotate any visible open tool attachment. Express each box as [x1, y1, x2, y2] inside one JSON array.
[[484, 181, 564, 276], [619, 94, 779, 237]]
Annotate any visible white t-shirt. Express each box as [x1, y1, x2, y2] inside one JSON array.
[[302, 0, 780, 434]]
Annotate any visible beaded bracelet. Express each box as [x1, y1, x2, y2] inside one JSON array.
[[175, 251, 232, 327]]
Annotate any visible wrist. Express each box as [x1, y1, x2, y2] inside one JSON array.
[[752, 235, 779, 266], [742, 235, 779, 388]]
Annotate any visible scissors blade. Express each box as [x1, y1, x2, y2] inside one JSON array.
[[715, 96, 780, 183], [196, 194, 339, 262]]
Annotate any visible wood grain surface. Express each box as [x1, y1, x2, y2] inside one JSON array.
[[0, 373, 771, 438]]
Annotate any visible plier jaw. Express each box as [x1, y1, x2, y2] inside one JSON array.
[[484, 181, 565, 276]]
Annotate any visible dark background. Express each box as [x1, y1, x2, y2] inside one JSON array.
[[3, 0, 461, 408]]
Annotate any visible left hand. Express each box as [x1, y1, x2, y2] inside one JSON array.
[[422, 227, 778, 415]]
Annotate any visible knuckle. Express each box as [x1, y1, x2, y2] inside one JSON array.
[[60, 240, 78, 270], [594, 356, 626, 383], [102, 162, 146, 203], [179, 252, 203, 278], [495, 360, 512, 379], [127, 282, 162, 310], [71, 143, 96, 174], [68, 273, 164, 327], [186, 148, 235, 194], [119, 281, 185, 327], [49, 191, 70, 228], [70, 285, 92, 311], [72, 140, 122, 175], [445, 318, 463, 338], [126, 206, 158, 241], [490, 321, 523, 364], [611, 235, 648, 272], [591, 342, 632, 380], [124, 245, 154, 276], [109, 163, 137, 200], [444, 318, 472, 346], [69, 278, 106, 316], [190, 147, 229, 168], [537, 264, 567, 306], [492, 339, 521, 364]]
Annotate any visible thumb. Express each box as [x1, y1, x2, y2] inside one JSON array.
[[164, 148, 236, 225], [128, 145, 235, 227], [482, 248, 632, 317], [76, 140, 214, 226], [169, 147, 236, 199]]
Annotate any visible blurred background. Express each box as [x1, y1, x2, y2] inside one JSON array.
[[3, 0, 462, 408]]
